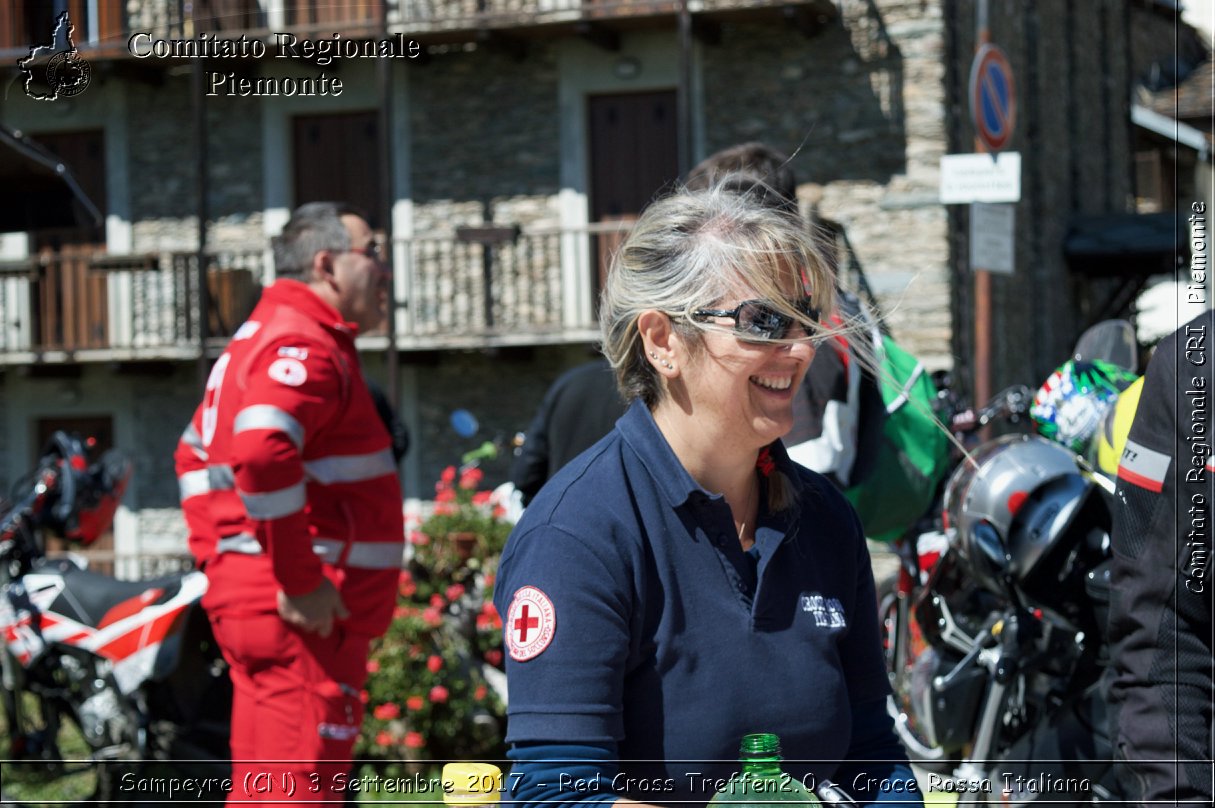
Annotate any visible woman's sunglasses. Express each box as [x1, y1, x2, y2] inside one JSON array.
[[691, 297, 820, 341]]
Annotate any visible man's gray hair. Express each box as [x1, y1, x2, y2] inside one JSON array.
[[271, 202, 352, 279]]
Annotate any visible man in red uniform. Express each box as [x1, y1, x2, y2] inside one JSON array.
[[175, 202, 403, 805]]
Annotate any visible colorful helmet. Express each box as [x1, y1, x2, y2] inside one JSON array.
[[1030, 359, 1138, 455]]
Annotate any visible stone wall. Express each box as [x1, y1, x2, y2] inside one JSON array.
[[702, 2, 953, 368], [128, 76, 265, 251]]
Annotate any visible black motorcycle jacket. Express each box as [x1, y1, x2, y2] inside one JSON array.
[[1106, 308, 1214, 806]]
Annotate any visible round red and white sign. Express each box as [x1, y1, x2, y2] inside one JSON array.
[[505, 585, 556, 662]]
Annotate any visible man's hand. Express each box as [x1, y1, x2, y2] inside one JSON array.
[[277, 578, 349, 637]]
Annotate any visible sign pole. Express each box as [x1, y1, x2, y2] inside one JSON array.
[[973, 0, 993, 418]]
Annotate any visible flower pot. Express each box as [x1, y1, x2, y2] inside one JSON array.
[[448, 531, 478, 562]]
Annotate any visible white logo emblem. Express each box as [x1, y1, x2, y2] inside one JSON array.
[[800, 593, 847, 628], [267, 357, 307, 387], [505, 586, 556, 662]]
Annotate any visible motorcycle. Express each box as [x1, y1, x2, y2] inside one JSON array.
[[878, 379, 1033, 769], [895, 322, 1141, 804], [0, 431, 230, 803]]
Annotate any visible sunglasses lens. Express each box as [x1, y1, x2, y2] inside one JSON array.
[[737, 302, 791, 340]]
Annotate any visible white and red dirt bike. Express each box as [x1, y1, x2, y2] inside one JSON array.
[[0, 431, 230, 801]]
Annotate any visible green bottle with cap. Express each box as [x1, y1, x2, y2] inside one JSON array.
[[442, 762, 503, 807], [707, 733, 821, 808]]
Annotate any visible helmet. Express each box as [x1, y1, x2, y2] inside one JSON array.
[[943, 434, 1108, 620], [942, 435, 1080, 590], [1031, 359, 1138, 455], [36, 432, 131, 545]]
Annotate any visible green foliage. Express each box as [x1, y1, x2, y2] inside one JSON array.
[[357, 465, 511, 763]]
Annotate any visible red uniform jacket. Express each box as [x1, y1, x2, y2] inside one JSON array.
[[175, 280, 404, 637]]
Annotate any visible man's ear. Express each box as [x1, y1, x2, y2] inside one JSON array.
[[309, 250, 336, 285]]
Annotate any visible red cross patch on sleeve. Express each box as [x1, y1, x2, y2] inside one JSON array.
[[505, 585, 556, 662]]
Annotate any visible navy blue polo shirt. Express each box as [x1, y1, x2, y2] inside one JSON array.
[[494, 401, 892, 803]]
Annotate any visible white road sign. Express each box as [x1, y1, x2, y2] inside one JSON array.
[[940, 152, 1022, 204]]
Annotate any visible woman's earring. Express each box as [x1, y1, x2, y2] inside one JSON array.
[[650, 351, 673, 371]]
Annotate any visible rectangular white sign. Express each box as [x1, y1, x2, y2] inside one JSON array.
[[970, 202, 1015, 274], [940, 152, 1022, 204]]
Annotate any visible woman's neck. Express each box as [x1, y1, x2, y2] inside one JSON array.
[[652, 402, 761, 546]]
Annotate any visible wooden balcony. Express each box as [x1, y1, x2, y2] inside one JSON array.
[[0, 0, 833, 60], [0, 224, 624, 363]]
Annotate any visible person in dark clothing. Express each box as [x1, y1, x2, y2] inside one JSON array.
[[511, 357, 624, 505], [366, 378, 410, 464], [1106, 307, 1213, 806]]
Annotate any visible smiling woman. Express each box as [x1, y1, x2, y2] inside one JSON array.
[[493, 182, 920, 808]]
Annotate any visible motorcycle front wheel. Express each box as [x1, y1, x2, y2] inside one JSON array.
[[877, 575, 953, 771], [0, 688, 134, 804]]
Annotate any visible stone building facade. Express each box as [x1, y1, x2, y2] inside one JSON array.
[[0, 0, 1193, 569]]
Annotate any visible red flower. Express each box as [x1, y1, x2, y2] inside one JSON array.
[[427, 655, 443, 674], [392, 605, 409, 620], [433, 501, 457, 516], [359, 689, 369, 704], [435, 487, 457, 503], [409, 644, 423, 658], [366, 659, 380, 674], [474, 685, 488, 701], [404, 731, 425, 749], [398, 569, 413, 584], [484, 572, 495, 588], [429, 593, 445, 608], [493, 505, 507, 519], [399, 581, 417, 597], [446, 583, 466, 602], [429, 685, 449, 704], [459, 467, 484, 490], [472, 490, 492, 506], [440, 466, 457, 484], [406, 695, 425, 711], [407, 530, 430, 546], [485, 649, 503, 667], [373, 702, 400, 720], [375, 730, 395, 746], [423, 607, 442, 627]]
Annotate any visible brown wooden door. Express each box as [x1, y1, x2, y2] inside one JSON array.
[[27, 129, 108, 351], [293, 111, 382, 229], [588, 91, 679, 293]]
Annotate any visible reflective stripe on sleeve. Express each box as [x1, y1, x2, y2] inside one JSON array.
[[304, 448, 397, 484], [345, 541, 405, 570], [239, 481, 307, 520], [218, 535, 403, 570], [216, 533, 262, 554], [177, 465, 235, 500], [233, 405, 305, 450], [181, 422, 207, 460]]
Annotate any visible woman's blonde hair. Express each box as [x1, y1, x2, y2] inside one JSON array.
[[599, 180, 838, 510]]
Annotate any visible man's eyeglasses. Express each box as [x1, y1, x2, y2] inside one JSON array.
[[346, 241, 383, 262], [691, 297, 820, 341]]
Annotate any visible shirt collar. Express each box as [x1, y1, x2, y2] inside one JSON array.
[[617, 399, 807, 513], [262, 279, 359, 337]]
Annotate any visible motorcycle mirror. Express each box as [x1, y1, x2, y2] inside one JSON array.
[[1073, 319, 1138, 374], [450, 409, 479, 439]]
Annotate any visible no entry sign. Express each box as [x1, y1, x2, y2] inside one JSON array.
[[969, 43, 1016, 154]]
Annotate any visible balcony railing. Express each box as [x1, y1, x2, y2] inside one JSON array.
[[1, 0, 820, 55], [0, 224, 618, 361]]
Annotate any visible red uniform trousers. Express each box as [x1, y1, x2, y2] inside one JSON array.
[[210, 610, 370, 806]]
